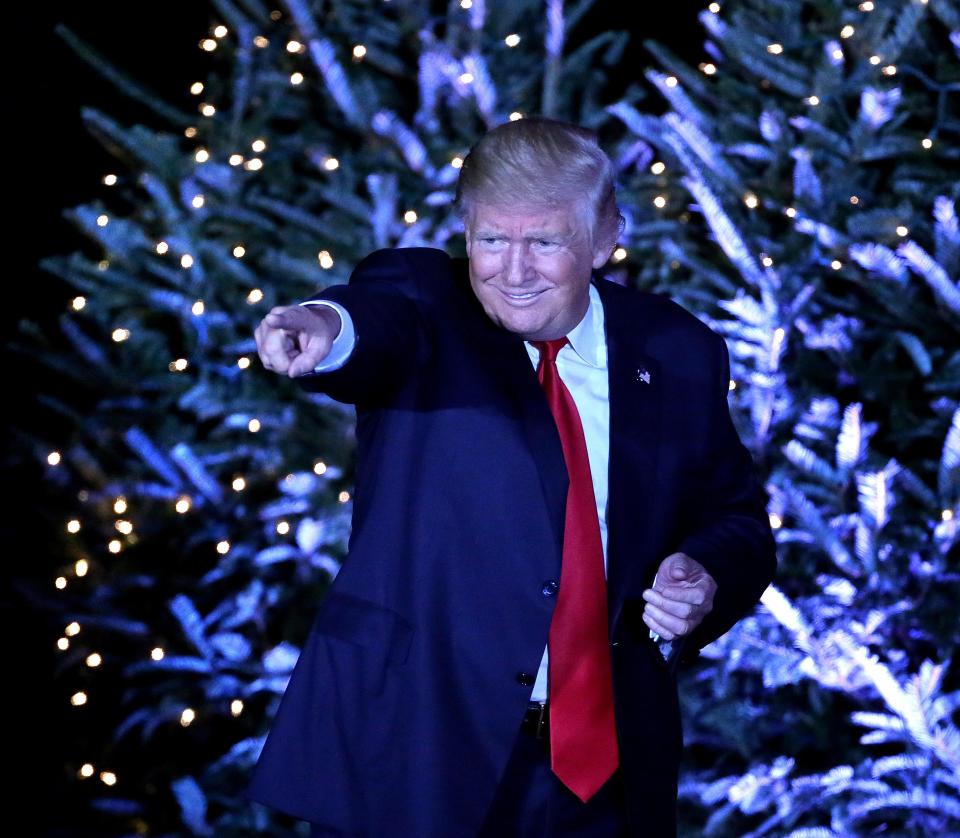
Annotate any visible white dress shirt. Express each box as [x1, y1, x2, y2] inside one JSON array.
[[299, 286, 611, 702]]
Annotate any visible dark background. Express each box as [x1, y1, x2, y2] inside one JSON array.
[[9, 4, 701, 832]]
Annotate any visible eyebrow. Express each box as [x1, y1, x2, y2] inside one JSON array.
[[473, 229, 571, 240]]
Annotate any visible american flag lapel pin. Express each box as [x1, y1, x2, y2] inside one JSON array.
[[635, 366, 651, 384]]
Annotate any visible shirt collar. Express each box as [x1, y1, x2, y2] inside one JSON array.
[[565, 282, 605, 368]]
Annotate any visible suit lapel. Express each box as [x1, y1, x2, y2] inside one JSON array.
[[594, 275, 664, 634]]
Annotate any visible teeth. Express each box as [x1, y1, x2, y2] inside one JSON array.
[[507, 291, 540, 299]]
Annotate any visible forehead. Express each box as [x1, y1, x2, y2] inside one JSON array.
[[468, 202, 582, 236]]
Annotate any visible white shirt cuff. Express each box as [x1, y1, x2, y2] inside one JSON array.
[[298, 299, 357, 372]]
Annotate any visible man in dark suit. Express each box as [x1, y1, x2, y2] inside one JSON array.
[[247, 116, 776, 837]]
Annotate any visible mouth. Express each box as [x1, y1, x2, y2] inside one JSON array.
[[497, 288, 547, 305]]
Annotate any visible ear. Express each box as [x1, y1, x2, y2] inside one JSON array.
[[591, 236, 618, 269]]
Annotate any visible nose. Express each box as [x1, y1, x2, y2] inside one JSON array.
[[503, 243, 533, 287]]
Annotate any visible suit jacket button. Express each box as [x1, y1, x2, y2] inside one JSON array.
[[516, 672, 535, 686], [541, 580, 559, 597]]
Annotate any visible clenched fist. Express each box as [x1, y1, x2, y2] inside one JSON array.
[[254, 304, 342, 378]]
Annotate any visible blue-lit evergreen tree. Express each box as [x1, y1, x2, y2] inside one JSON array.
[[10, 0, 959, 835]]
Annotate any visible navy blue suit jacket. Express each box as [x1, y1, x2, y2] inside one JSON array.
[[244, 247, 777, 836]]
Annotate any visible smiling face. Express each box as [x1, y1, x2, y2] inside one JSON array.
[[464, 202, 614, 341]]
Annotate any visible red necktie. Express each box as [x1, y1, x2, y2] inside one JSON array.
[[532, 336, 619, 802]]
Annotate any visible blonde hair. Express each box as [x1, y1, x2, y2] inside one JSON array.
[[454, 116, 624, 250]]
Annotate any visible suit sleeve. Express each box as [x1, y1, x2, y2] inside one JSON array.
[[674, 331, 777, 660], [294, 248, 432, 406]]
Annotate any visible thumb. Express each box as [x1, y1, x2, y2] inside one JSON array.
[[668, 553, 693, 579]]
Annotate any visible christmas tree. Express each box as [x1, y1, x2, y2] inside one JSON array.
[[9, 0, 959, 835]]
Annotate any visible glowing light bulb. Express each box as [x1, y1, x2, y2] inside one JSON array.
[[100, 772, 117, 786], [79, 764, 94, 778], [286, 40, 303, 53], [404, 210, 418, 224], [458, 72, 474, 84], [232, 476, 246, 491], [318, 250, 334, 269], [96, 214, 109, 227], [664, 76, 678, 87], [176, 496, 191, 513], [181, 254, 194, 268], [840, 25, 854, 38], [767, 43, 783, 54], [612, 247, 627, 262], [451, 156, 463, 169], [108, 539, 121, 553], [191, 195, 205, 208], [700, 63, 717, 75], [103, 174, 117, 186], [505, 34, 521, 47], [181, 708, 195, 726], [509, 112, 523, 121], [248, 419, 261, 432], [921, 137, 932, 149], [246, 158, 263, 170], [743, 192, 759, 209], [152, 647, 165, 660], [234, 245, 246, 258], [47, 451, 61, 465], [247, 288, 262, 303], [56, 576, 67, 590], [314, 461, 328, 475], [201, 104, 216, 116], [86, 653, 102, 668], [75, 559, 89, 577], [290, 72, 304, 85], [194, 148, 209, 163], [769, 513, 782, 529], [201, 38, 217, 51], [651, 161, 666, 174], [156, 241, 169, 254], [238, 357, 251, 369], [229, 153, 244, 166], [653, 195, 667, 208], [214, 25, 228, 37], [324, 157, 339, 170], [217, 540, 230, 555], [896, 225, 908, 237], [339, 491, 351, 503], [71, 691, 87, 706], [231, 699, 244, 716], [831, 259, 842, 270], [190, 82, 204, 95], [353, 44, 366, 59]]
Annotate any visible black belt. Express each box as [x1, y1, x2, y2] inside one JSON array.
[[521, 700, 550, 741]]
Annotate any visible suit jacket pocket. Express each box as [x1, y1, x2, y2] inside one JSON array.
[[313, 591, 415, 667]]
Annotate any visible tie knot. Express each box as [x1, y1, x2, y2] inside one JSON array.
[[532, 336, 569, 365]]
